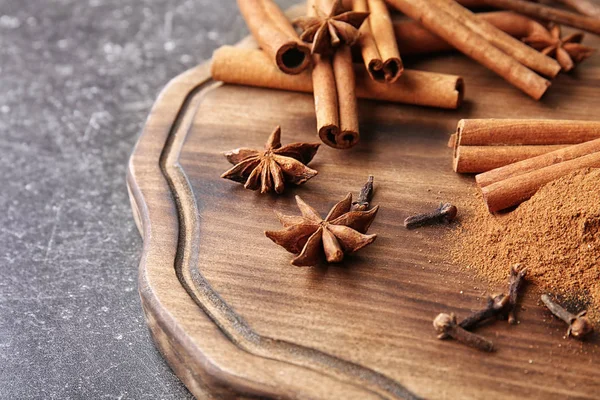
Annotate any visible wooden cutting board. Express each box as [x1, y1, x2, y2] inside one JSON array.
[[127, 10, 600, 399]]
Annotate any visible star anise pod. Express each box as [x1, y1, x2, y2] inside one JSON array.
[[221, 126, 320, 194], [294, 0, 369, 55], [523, 24, 596, 72], [265, 194, 379, 266]]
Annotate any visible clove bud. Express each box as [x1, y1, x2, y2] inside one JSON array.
[[404, 203, 457, 229]]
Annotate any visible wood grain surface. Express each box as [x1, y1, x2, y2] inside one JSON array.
[[127, 7, 600, 399]]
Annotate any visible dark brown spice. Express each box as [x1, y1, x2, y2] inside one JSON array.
[[404, 203, 457, 229], [433, 313, 495, 352], [460, 294, 509, 331], [507, 264, 528, 324], [447, 265, 526, 338], [541, 294, 594, 339], [351, 175, 374, 211], [438, 294, 509, 340]]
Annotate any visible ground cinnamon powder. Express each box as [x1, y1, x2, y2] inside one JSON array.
[[451, 168, 600, 320]]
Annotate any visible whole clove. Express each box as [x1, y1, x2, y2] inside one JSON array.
[[541, 294, 594, 339], [460, 294, 509, 331], [438, 294, 508, 340], [404, 203, 457, 229], [507, 264, 527, 324], [351, 175, 374, 211], [433, 313, 495, 352]]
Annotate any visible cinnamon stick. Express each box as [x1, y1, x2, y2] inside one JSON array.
[[237, 0, 311, 74], [478, 0, 600, 35], [308, 0, 360, 149], [331, 46, 360, 147], [393, 11, 549, 55], [312, 54, 340, 145], [211, 46, 465, 109], [354, 0, 404, 83], [476, 138, 600, 212], [431, 0, 561, 77], [344, 0, 494, 9], [554, 0, 600, 18], [453, 145, 567, 173], [384, 0, 551, 99], [451, 119, 600, 173], [453, 119, 600, 146]]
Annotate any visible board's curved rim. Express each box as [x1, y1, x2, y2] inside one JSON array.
[[126, 58, 422, 398]]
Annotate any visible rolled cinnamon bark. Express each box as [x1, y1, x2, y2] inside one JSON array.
[[482, 153, 600, 212], [453, 145, 567, 173], [344, 0, 492, 9], [384, 0, 551, 100], [477, 138, 600, 187], [454, 119, 600, 146], [312, 54, 340, 146], [475, 139, 600, 212], [237, 0, 311, 74], [331, 46, 360, 148], [393, 12, 549, 55], [554, 0, 600, 18], [211, 46, 465, 109], [354, 0, 404, 83], [431, 0, 560, 77], [307, 0, 361, 149], [451, 119, 600, 173], [478, 0, 600, 35], [477, 139, 600, 212]]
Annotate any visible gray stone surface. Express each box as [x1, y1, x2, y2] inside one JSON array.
[[0, 0, 294, 398]]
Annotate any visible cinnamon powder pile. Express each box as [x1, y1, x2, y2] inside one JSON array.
[[451, 168, 600, 319]]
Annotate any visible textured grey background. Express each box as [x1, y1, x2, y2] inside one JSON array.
[[0, 0, 294, 398]]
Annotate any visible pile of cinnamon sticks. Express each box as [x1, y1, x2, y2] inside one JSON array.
[[449, 119, 600, 212], [478, 136, 600, 212], [218, 0, 597, 151], [391, 11, 551, 55], [237, 0, 311, 74], [385, 0, 564, 99], [226, 0, 471, 149]]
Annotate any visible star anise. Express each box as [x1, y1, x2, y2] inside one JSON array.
[[221, 126, 320, 194], [523, 24, 596, 72], [294, 0, 369, 55], [265, 194, 379, 266]]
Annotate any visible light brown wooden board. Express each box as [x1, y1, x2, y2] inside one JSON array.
[[127, 10, 600, 399]]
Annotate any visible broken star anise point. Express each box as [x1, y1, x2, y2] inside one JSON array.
[[294, 0, 369, 55], [221, 126, 320, 194], [265, 193, 379, 267], [523, 24, 596, 72]]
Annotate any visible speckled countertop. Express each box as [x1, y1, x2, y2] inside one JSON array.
[[0, 1, 294, 398]]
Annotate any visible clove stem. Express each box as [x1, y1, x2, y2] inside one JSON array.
[[438, 294, 508, 340], [461, 294, 509, 331]]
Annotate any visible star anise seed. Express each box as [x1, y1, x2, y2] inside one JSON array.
[[523, 24, 596, 72], [221, 126, 320, 194], [265, 193, 379, 266], [294, 0, 370, 55]]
